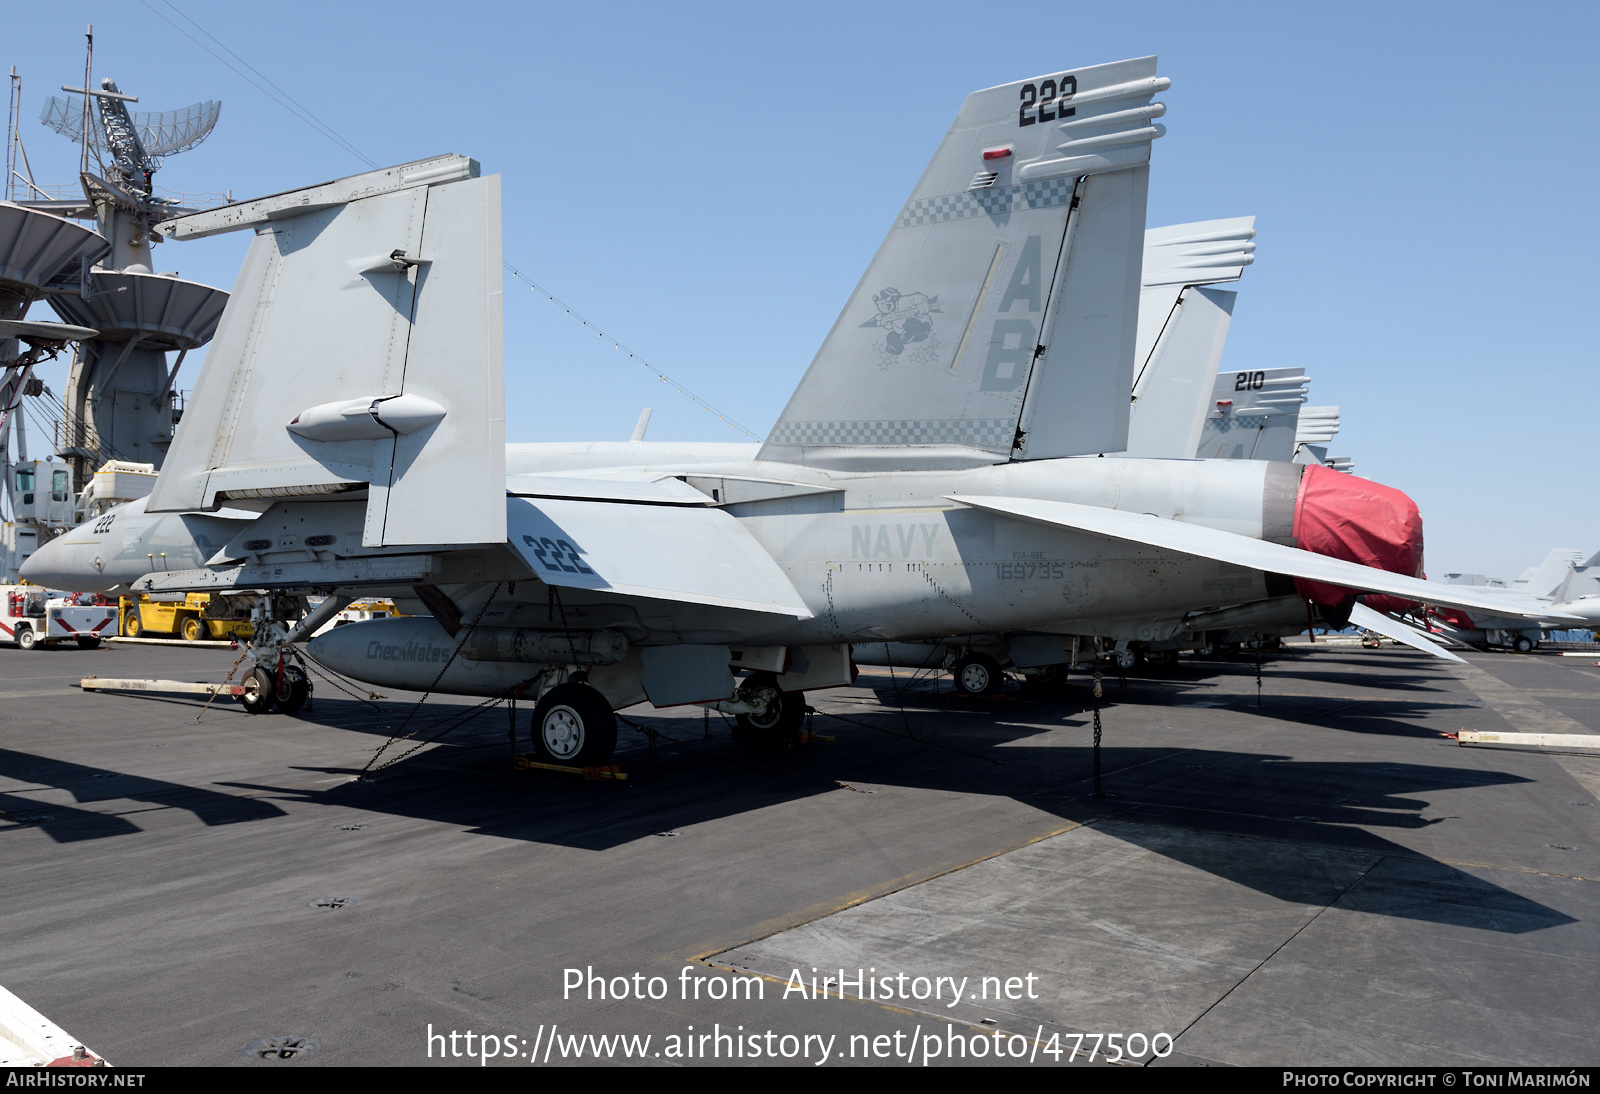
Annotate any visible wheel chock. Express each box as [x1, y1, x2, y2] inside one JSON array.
[[512, 756, 628, 780]]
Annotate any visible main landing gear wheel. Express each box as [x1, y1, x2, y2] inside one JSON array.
[[532, 682, 618, 766], [1513, 635, 1535, 653], [239, 666, 276, 715], [275, 665, 311, 714], [1020, 664, 1068, 692], [181, 616, 205, 642], [1112, 647, 1138, 671], [16, 626, 38, 651], [732, 673, 806, 751], [951, 652, 1003, 697]]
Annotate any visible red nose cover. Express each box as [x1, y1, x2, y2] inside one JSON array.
[[1291, 465, 1423, 607]]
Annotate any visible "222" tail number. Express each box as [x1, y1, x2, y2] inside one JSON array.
[[1019, 74, 1077, 127]]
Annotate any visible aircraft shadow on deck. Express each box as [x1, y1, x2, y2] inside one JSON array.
[[1098, 690, 1477, 740], [1125, 656, 1460, 696], [1245, 669, 1455, 694], [0, 747, 287, 844], [210, 688, 1574, 935], [878, 671, 1476, 741]]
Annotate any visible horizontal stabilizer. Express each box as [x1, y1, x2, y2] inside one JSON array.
[[946, 494, 1583, 623], [1348, 602, 1465, 663], [507, 498, 812, 618]]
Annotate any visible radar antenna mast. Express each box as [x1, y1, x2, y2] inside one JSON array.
[[5, 68, 16, 201], [79, 26, 92, 176], [3, 34, 232, 520]]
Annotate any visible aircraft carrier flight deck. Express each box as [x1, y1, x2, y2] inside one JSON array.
[[2, 640, 1595, 1067]]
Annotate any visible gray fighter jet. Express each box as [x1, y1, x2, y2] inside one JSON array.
[[1418, 549, 1600, 651], [26, 58, 1566, 764]]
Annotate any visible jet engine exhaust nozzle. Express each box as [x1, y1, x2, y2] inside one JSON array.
[[1290, 464, 1424, 610]]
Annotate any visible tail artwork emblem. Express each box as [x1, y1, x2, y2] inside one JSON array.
[[859, 287, 942, 369]]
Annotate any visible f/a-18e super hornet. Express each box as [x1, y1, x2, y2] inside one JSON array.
[[1413, 549, 1600, 652], [25, 57, 1566, 764]]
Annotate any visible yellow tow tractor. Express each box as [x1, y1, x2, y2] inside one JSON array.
[[119, 592, 255, 642]]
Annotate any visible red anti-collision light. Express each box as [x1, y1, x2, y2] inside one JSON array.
[[1216, 399, 1233, 407], [982, 148, 1012, 161]]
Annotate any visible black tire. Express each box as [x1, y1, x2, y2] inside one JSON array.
[[952, 652, 1002, 696], [276, 666, 311, 714], [732, 672, 805, 744], [16, 626, 38, 651], [1112, 647, 1138, 671], [240, 666, 276, 715], [1512, 635, 1534, 653], [1146, 649, 1175, 667], [532, 682, 617, 765], [77, 636, 101, 650]]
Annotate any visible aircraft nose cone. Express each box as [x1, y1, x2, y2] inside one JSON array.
[[18, 534, 92, 591], [1291, 464, 1424, 608]]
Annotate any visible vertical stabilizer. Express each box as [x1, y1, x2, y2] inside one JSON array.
[[759, 58, 1167, 469], [1196, 366, 1307, 461], [1124, 217, 1257, 459], [144, 156, 505, 547], [1512, 548, 1586, 596], [1294, 406, 1341, 450], [1124, 285, 1236, 457], [1133, 217, 1256, 370]]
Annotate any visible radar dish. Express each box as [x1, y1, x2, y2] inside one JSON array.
[[136, 101, 222, 157], [40, 94, 92, 146], [0, 319, 100, 343], [40, 96, 221, 161]]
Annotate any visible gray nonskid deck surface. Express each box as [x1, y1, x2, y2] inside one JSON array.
[[1, 642, 1596, 1066]]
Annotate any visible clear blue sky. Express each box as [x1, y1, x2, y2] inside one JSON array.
[[9, 1, 1596, 581]]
